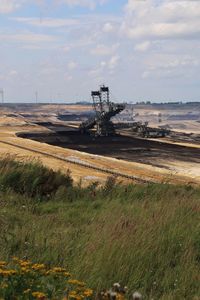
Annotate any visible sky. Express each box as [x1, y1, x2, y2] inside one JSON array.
[[0, 0, 200, 103]]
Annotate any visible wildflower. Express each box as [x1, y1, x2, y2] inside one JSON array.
[[32, 291, 47, 299], [69, 295, 83, 300], [69, 291, 83, 300], [113, 283, 127, 295], [116, 293, 125, 300], [132, 292, 142, 300], [0, 261, 6, 267], [107, 290, 117, 300], [113, 283, 121, 292], [69, 291, 77, 296], [76, 296, 84, 300], [68, 279, 86, 286], [12, 256, 18, 261], [83, 289, 93, 297], [20, 260, 31, 267], [21, 267, 30, 273], [0, 269, 17, 276], [32, 264, 45, 271], [51, 267, 66, 273]]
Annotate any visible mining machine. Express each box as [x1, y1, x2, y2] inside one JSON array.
[[79, 85, 125, 136]]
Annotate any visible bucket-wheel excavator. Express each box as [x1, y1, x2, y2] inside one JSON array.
[[79, 85, 125, 136]]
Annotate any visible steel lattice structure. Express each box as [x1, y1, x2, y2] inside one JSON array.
[[80, 85, 125, 136]]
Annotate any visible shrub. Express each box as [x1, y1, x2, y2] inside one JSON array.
[[0, 156, 73, 198]]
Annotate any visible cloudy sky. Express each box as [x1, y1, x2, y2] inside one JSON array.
[[0, 0, 200, 103]]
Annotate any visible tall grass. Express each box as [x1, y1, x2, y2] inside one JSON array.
[[0, 157, 199, 299], [0, 155, 73, 198]]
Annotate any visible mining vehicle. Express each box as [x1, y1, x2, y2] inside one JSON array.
[[79, 85, 125, 136]]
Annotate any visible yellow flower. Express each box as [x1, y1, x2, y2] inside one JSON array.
[[45, 268, 66, 276], [76, 296, 84, 300], [32, 264, 45, 271], [21, 267, 30, 273], [116, 293, 125, 300], [12, 256, 19, 262], [20, 260, 31, 268], [51, 267, 66, 273], [69, 295, 77, 299], [0, 269, 17, 276], [69, 295, 83, 300], [32, 291, 46, 299], [68, 279, 86, 286], [83, 289, 93, 297], [0, 261, 6, 267], [69, 291, 77, 296]]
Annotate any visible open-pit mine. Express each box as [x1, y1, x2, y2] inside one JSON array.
[[0, 90, 200, 186]]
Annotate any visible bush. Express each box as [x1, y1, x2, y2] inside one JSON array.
[[0, 156, 73, 198]]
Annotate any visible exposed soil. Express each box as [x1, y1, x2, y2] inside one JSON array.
[[1, 103, 200, 184], [18, 129, 200, 169]]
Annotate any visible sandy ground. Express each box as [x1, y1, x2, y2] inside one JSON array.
[[0, 104, 199, 186], [0, 126, 198, 186], [133, 104, 200, 134]]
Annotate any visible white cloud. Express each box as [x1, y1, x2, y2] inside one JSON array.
[[62, 45, 71, 52], [142, 54, 200, 79], [124, 21, 200, 40], [120, 0, 200, 84], [122, 0, 200, 40], [100, 61, 106, 68], [0, 32, 56, 43], [90, 43, 119, 56], [0, 0, 108, 14], [68, 61, 77, 70], [13, 17, 79, 28], [103, 22, 114, 33], [88, 54, 120, 77], [134, 41, 150, 52], [9, 70, 18, 76], [0, 0, 21, 13], [0, 69, 19, 81], [146, 54, 200, 71], [108, 55, 120, 70], [64, 73, 73, 81], [22, 44, 57, 50], [1, 0, 200, 102], [56, 0, 108, 10]]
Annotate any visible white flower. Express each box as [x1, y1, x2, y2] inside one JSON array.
[[113, 283, 121, 288], [108, 290, 117, 300], [132, 291, 142, 300]]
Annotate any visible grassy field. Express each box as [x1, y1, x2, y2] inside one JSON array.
[[0, 157, 199, 299]]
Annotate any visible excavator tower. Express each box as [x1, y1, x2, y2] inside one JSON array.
[[80, 85, 125, 136]]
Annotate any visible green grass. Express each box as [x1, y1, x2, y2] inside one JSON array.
[[0, 157, 199, 299]]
